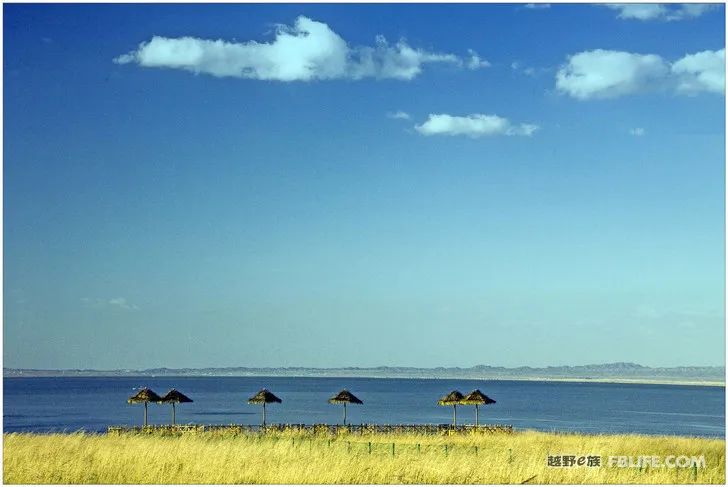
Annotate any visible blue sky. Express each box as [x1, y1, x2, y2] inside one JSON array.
[[4, 3, 725, 369]]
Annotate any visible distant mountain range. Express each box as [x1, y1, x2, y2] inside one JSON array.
[[4, 362, 724, 385]]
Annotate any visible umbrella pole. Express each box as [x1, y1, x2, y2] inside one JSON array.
[[343, 403, 347, 425], [172, 403, 176, 425], [262, 402, 266, 427], [144, 401, 148, 427], [453, 404, 457, 428], [475, 405, 479, 427]]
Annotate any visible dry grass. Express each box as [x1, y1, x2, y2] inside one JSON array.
[[3, 429, 725, 484]]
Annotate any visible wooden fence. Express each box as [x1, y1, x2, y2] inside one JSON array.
[[108, 423, 513, 435]]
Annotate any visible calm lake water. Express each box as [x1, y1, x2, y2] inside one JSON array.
[[3, 377, 725, 437]]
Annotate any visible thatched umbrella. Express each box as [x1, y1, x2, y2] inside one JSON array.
[[247, 389, 282, 426], [159, 389, 193, 425], [128, 387, 162, 427], [460, 389, 496, 426], [438, 390, 464, 427], [328, 390, 363, 425]]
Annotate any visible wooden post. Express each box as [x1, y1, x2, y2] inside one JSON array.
[[391, 443, 395, 456], [368, 441, 372, 454]]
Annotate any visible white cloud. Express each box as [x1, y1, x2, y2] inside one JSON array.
[[525, 3, 551, 9], [671, 49, 725, 95], [466, 49, 491, 70], [676, 4, 718, 19], [350, 34, 460, 80], [414, 113, 539, 138], [556, 48, 724, 99], [82, 297, 139, 311], [115, 16, 464, 81], [108, 297, 138, 310], [630, 127, 646, 136], [387, 110, 411, 120], [605, 4, 667, 20], [556, 49, 669, 100], [604, 3, 718, 21]]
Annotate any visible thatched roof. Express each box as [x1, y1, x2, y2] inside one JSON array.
[[460, 389, 496, 405], [328, 389, 363, 404], [248, 389, 282, 404], [159, 389, 193, 404], [128, 387, 162, 404], [438, 390, 464, 405]]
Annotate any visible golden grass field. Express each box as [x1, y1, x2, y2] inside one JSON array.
[[3, 429, 725, 484]]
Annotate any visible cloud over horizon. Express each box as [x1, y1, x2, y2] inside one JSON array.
[[414, 113, 539, 138], [114, 16, 469, 81], [556, 48, 724, 99]]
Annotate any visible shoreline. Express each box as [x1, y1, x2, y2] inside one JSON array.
[[3, 373, 724, 387], [4, 427, 726, 440], [5, 428, 725, 439]]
